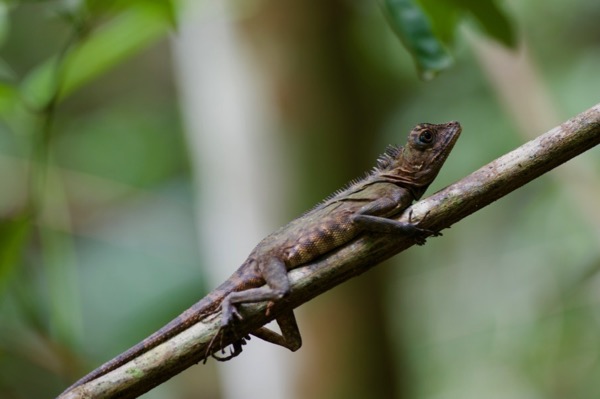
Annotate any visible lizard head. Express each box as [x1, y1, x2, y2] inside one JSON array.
[[380, 121, 462, 199]]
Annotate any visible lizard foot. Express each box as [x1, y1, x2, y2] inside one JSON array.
[[221, 302, 243, 327], [211, 337, 248, 362], [408, 210, 442, 246], [203, 318, 249, 364]]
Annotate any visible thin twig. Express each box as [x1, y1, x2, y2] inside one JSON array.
[[60, 103, 600, 399]]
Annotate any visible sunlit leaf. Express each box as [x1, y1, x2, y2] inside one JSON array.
[[0, 215, 30, 297], [59, 6, 172, 97], [20, 4, 172, 109], [0, 82, 17, 118], [85, 0, 177, 27], [19, 57, 58, 109], [380, 0, 453, 80]]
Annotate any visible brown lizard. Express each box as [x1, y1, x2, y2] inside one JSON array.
[[63, 121, 461, 393]]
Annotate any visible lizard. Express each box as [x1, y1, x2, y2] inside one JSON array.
[[62, 120, 461, 394]]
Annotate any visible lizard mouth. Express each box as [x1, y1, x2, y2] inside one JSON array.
[[443, 121, 462, 142], [433, 121, 462, 161]]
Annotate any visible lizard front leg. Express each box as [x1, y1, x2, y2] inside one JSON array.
[[353, 213, 437, 245], [352, 195, 438, 245]]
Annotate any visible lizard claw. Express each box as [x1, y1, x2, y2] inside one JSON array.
[[413, 233, 428, 246], [408, 210, 442, 245], [221, 303, 243, 327], [412, 226, 443, 245], [204, 325, 250, 364], [230, 306, 243, 322], [211, 336, 248, 362], [204, 300, 250, 364]]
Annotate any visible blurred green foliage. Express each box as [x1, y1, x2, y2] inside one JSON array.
[[0, 1, 191, 397], [380, 0, 514, 78]]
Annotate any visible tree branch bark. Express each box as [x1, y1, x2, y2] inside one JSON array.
[[60, 103, 600, 399]]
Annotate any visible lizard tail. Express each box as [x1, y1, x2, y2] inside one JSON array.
[[62, 263, 261, 393]]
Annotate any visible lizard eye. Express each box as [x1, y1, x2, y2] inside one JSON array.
[[418, 130, 434, 144]]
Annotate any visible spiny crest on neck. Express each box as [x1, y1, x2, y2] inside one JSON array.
[[304, 144, 402, 214], [373, 144, 402, 173]]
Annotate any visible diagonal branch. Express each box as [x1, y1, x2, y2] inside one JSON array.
[[60, 103, 600, 399]]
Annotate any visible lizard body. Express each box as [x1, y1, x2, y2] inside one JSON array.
[[64, 121, 461, 392]]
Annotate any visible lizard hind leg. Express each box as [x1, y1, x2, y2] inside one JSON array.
[[207, 257, 301, 360], [220, 256, 291, 327], [206, 311, 302, 362], [352, 210, 440, 246], [251, 311, 302, 352]]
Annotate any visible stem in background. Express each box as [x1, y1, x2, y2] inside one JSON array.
[[60, 103, 600, 399], [23, 12, 91, 353], [27, 17, 87, 216], [469, 34, 600, 242]]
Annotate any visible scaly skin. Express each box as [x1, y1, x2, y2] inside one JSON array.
[[63, 121, 461, 393]]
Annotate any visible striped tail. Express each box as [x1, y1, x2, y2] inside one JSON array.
[[62, 263, 260, 393]]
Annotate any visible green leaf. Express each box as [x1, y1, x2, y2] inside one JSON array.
[[415, 0, 461, 46], [60, 6, 172, 97], [0, 215, 31, 297], [19, 57, 58, 109], [85, 0, 177, 27], [448, 0, 516, 47], [20, 4, 172, 109], [0, 82, 17, 117], [380, 0, 453, 80]]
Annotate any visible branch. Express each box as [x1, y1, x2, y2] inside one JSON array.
[[60, 103, 600, 399]]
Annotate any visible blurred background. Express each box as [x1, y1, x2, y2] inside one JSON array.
[[0, 0, 599, 398]]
